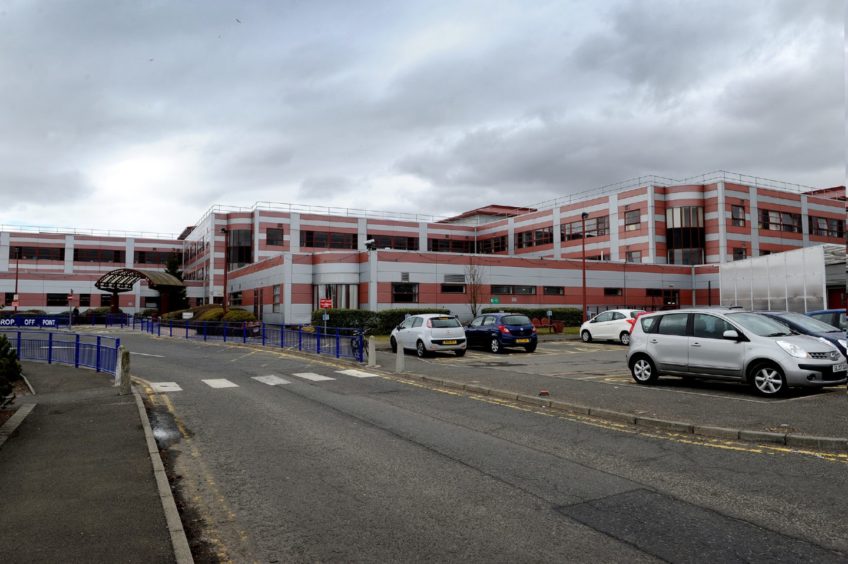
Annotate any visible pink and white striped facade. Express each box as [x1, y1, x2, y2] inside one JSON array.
[[0, 172, 844, 319]]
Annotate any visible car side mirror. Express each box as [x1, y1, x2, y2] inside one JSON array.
[[722, 330, 739, 340], [396, 325, 403, 331]]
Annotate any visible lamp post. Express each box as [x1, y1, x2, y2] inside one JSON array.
[[13, 246, 20, 313], [220, 227, 229, 314], [581, 212, 589, 323], [623, 245, 629, 308]]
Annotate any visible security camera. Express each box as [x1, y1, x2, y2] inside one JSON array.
[[365, 239, 377, 250]]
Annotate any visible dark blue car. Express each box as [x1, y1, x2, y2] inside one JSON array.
[[465, 313, 537, 353], [806, 309, 847, 332], [759, 311, 847, 357]]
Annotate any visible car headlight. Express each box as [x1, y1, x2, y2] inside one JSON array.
[[776, 340, 809, 358]]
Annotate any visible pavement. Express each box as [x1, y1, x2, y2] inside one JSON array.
[[0, 362, 188, 564]]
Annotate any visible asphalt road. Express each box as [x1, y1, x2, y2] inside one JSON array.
[[115, 332, 848, 563]]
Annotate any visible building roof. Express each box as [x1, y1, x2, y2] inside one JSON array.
[[437, 205, 537, 225]]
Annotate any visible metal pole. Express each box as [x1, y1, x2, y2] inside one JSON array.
[[581, 212, 588, 322], [221, 227, 229, 315], [13, 247, 20, 313]]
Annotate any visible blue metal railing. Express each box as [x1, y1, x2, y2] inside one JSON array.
[[1, 330, 121, 375], [130, 317, 366, 362]]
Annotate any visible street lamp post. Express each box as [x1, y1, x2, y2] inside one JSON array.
[[581, 212, 589, 323], [13, 247, 20, 313], [220, 227, 229, 314]]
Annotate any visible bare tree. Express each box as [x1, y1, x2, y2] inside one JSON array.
[[465, 258, 486, 318]]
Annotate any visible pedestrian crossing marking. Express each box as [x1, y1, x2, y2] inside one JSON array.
[[202, 379, 239, 388], [252, 375, 291, 386], [292, 372, 335, 382], [150, 382, 182, 393], [336, 369, 377, 378]]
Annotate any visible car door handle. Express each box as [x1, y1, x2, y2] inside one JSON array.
[[691, 342, 701, 347], [650, 339, 658, 344]]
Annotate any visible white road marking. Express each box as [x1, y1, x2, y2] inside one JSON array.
[[292, 372, 335, 382], [252, 375, 291, 386], [150, 382, 183, 392], [336, 369, 377, 378], [202, 379, 239, 388], [131, 352, 165, 358]]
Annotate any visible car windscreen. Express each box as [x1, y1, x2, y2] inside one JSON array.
[[726, 313, 792, 337], [501, 315, 531, 326], [778, 312, 842, 333], [430, 317, 462, 328]]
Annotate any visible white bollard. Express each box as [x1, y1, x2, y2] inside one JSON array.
[[367, 338, 377, 367], [118, 347, 131, 395], [395, 344, 405, 373]]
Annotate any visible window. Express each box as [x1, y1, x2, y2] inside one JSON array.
[[625, 250, 641, 263], [514, 285, 536, 295], [624, 210, 641, 231], [9, 246, 65, 261], [516, 227, 554, 248], [809, 216, 844, 238], [667, 248, 704, 265], [479, 235, 507, 254], [225, 229, 253, 268], [46, 293, 68, 306], [491, 285, 513, 295], [562, 216, 610, 241], [760, 250, 771, 256], [300, 230, 357, 250], [230, 291, 242, 306], [392, 283, 418, 303], [74, 249, 126, 263], [101, 294, 112, 306], [731, 205, 745, 227], [267, 228, 285, 246], [428, 238, 472, 253], [367, 234, 419, 251], [134, 250, 173, 265], [604, 288, 622, 296], [693, 314, 733, 340], [646, 289, 663, 297], [272, 284, 280, 313], [732, 247, 746, 261], [543, 286, 564, 295], [4, 292, 13, 306], [441, 284, 465, 294], [759, 209, 801, 233], [79, 294, 90, 307], [594, 311, 614, 322], [665, 206, 704, 228], [657, 313, 689, 336]]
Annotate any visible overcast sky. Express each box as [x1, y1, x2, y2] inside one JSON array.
[[0, 0, 843, 236]]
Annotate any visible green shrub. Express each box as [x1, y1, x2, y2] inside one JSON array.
[[195, 307, 225, 322], [140, 308, 159, 317], [307, 307, 453, 334], [161, 304, 225, 321], [0, 334, 22, 383], [480, 306, 584, 325], [82, 307, 123, 317], [222, 309, 257, 322], [309, 309, 378, 331]]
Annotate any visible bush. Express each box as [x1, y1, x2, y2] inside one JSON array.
[[222, 309, 257, 322], [0, 334, 22, 383], [309, 307, 453, 335], [140, 308, 159, 317], [480, 306, 584, 325], [161, 304, 223, 321], [195, 307, 225, 322], [82, 307, 123, 317]]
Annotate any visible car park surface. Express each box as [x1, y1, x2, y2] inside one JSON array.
[[465, 312, 538, 353], [627, 309, 847, 397], [580, 309, 646, 345]]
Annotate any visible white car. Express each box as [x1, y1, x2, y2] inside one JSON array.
[[390, 313, 467, 357], [580, 309, 646, 345]]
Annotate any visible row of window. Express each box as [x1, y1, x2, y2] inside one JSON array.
[[4, 292, 110, 307], [7, 247, 180, 264], [388, 283, 680, 302]]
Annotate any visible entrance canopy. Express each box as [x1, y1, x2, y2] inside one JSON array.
[[95, 269, 185, 293]]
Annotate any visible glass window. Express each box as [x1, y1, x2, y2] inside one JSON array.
[[491, 285, 513, 295], [759, 209, 800, 233], [482, 315, 497, 325], [267, 228, 285, 246], [514, 285, 536, 295], [594, 312, 613, 322], [543, 286, 564, 295], [430, 317, 461, 328], [469, 317, 484, 327], [412, 317, 424, 328], [612, 312, 626, 320], [502, 315, 531, 325], [561, 215, 610, 241], [657, 313, 688, 336], [732, 247, 746, 261], [441, 284, 465, 294], [731, 205, 745, 227], [641, 315, 660, 334], [392, 283, 418, 303], [46, 293, 68, 306], [693, 314, 733, 339], [604, 288, 622, 296], [272, 284, 280, 313], [624, 210, 641, 231], [726, 313, 792, 337], [625, 250, 641, 263]]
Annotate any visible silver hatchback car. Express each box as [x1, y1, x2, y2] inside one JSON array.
[[627, 309, 848, 396]]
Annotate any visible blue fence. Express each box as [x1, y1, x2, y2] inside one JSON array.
[[131, 317, 366, 362], [1, 330, 121, 375]]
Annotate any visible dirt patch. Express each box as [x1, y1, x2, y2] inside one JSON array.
[[0, 380, 31, 427]]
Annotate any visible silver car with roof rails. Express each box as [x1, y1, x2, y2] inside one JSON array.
[[627, 308, 848, 396]]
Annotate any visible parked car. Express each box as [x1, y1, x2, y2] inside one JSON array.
[[390, 313, 466, 357], [806, 309, 847, 332], [758, 311, 847, 357], [627, 309, 847, 396], [580, 309, 646, 345], [465, 312, 537, 353]]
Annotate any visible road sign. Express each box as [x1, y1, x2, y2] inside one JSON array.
[[319, 298, 333, 309], [67, 294, 76, 303], [490, 297, 500, 304]]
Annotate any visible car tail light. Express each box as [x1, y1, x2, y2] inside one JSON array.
[[498, 325, 511, 334]]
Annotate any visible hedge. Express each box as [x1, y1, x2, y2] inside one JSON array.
[[480, 306, 584, 325], [310, 307, 452, 335]]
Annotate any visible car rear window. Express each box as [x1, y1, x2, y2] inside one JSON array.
[[640, 316, 660, 334], [501, 315, 531, 325], [430, 317, 461, 328]]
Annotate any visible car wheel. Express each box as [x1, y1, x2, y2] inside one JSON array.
[[524, 343, 537, 353], [416, 340, 428, 358], [390, 336, 397, 353], [455, 349, 466, 357], [630, 355, 658, 384], [490, 338, 502, 354], [749, 362, 787, 397], [619, 331, 631, 346], [581, 330, 592, 343]]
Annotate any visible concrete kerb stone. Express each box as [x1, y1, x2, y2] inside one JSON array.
[[588, 408, 637, 425], [785, 434, 848, 452], [634, 417, 694, 434], [132, 389, 194, 564], [692, 426, 741, 440], [738, 429, 787, 445], [0, 403, 36, 449]]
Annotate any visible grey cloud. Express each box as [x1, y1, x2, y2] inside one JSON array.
[[0, 170, 94, 204]]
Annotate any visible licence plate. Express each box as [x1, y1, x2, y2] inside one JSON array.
[[516, 338, 530, 343], [442, 340, 457, 345], [834, 363, 847, 372]]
